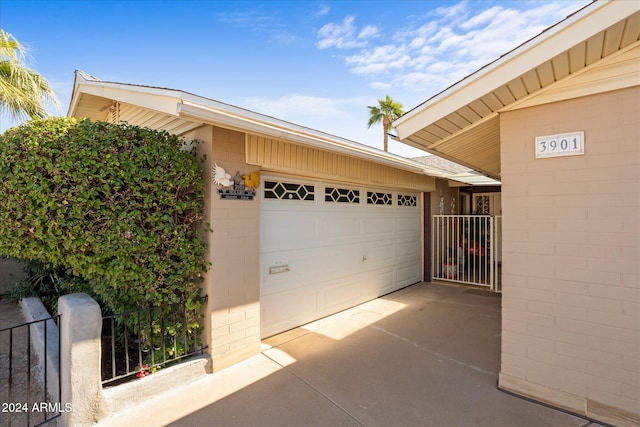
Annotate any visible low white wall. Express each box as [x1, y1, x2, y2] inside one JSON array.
[[58, 293, 108, 426], [100, 355, 209, 423], [22, 292, 211, 426]]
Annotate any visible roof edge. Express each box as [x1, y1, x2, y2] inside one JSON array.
[[394, 0, 636, 138], [177, 99, 428, 174], [69, 71, 429, 175]]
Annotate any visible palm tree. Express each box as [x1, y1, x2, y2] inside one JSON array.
[[367, 95, 404, 152], [0, 29, 57, 122]]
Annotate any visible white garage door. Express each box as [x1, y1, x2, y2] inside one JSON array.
[[260, 175, 421, 338]]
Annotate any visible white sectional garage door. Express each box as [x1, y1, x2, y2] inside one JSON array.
[[260, 175, 421, 338]]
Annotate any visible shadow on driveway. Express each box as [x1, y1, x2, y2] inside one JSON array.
[[167, 282, 598, 427]]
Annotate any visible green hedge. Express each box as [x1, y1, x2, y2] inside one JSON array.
[[0, 117, 209, 314]]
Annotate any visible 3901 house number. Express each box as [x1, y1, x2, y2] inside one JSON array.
[[535, 131, 584, 158]]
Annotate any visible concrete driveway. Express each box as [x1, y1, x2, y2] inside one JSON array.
[[105, 282, 602, 427]]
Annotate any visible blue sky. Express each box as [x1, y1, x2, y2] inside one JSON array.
[[1, 0, 590, 157]]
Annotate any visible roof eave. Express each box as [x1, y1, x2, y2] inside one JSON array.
[[69, 71, 428, 175], [394, 0, 636, 140], [176, 100, 427, 174]]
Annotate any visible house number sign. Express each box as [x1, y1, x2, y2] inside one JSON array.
[[535, 131, 584, 159]]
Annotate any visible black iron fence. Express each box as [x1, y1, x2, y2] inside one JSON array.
[[0, 316, 61, 427], [101, 296, 208, 386]]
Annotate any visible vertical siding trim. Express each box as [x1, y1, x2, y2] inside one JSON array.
[[246, 134, 434, 191]]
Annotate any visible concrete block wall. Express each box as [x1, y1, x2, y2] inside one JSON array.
[[193, 125, 261, 371], [43, 293, 211, 426], [499, 87, 639, 426], [58, 293, 107, 426]]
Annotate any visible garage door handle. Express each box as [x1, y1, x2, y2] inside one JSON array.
[[362, 256, 368, 262]]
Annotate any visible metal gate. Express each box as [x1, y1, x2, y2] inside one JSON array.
[[432, 215, 502, 292], [0, 315, 61, 426]]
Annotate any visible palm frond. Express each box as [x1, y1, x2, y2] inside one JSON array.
[[0, 29, 58, 122], [0, 29, 25, 62]]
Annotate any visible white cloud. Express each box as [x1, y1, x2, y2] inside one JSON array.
[[270, 30, 297, 47], [358, 25, 378, 40], [345, 45, 410, 75], [317, 16, 378, 49], [460, 6, 503, 30], [243, 94, 367, 120], [318, 1, 590, 95], [316, 4, 330, 17], [215, 10, 296, 46], [434, 1, 469, 21], [370, 81, 392, 91], [408, 36, 426, 50]]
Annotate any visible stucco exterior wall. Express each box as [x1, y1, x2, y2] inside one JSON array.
[[499, 87, 639, 426]]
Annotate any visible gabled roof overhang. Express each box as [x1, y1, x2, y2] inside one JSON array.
[[68, 71, 427, 175], [394, 1, 640, 180]]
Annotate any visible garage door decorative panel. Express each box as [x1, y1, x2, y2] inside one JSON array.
[[325, 187, 360, 203], [398, 194, 417, 206], [264, 180, 315, 200], [367, 191, 392, 205], [260, 175, 421, 337]]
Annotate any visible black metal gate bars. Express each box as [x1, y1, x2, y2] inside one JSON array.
[[0, 316, 61, 427]]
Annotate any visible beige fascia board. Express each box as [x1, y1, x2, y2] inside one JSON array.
[[177, 101, 428, 175], [76, 70, 185, 101], [67, 70, 88, 117], [68, 70, 184, 117], [394, 1, 636, 139], [68, 77, 79, 116], [73, 84, 181, 117]]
